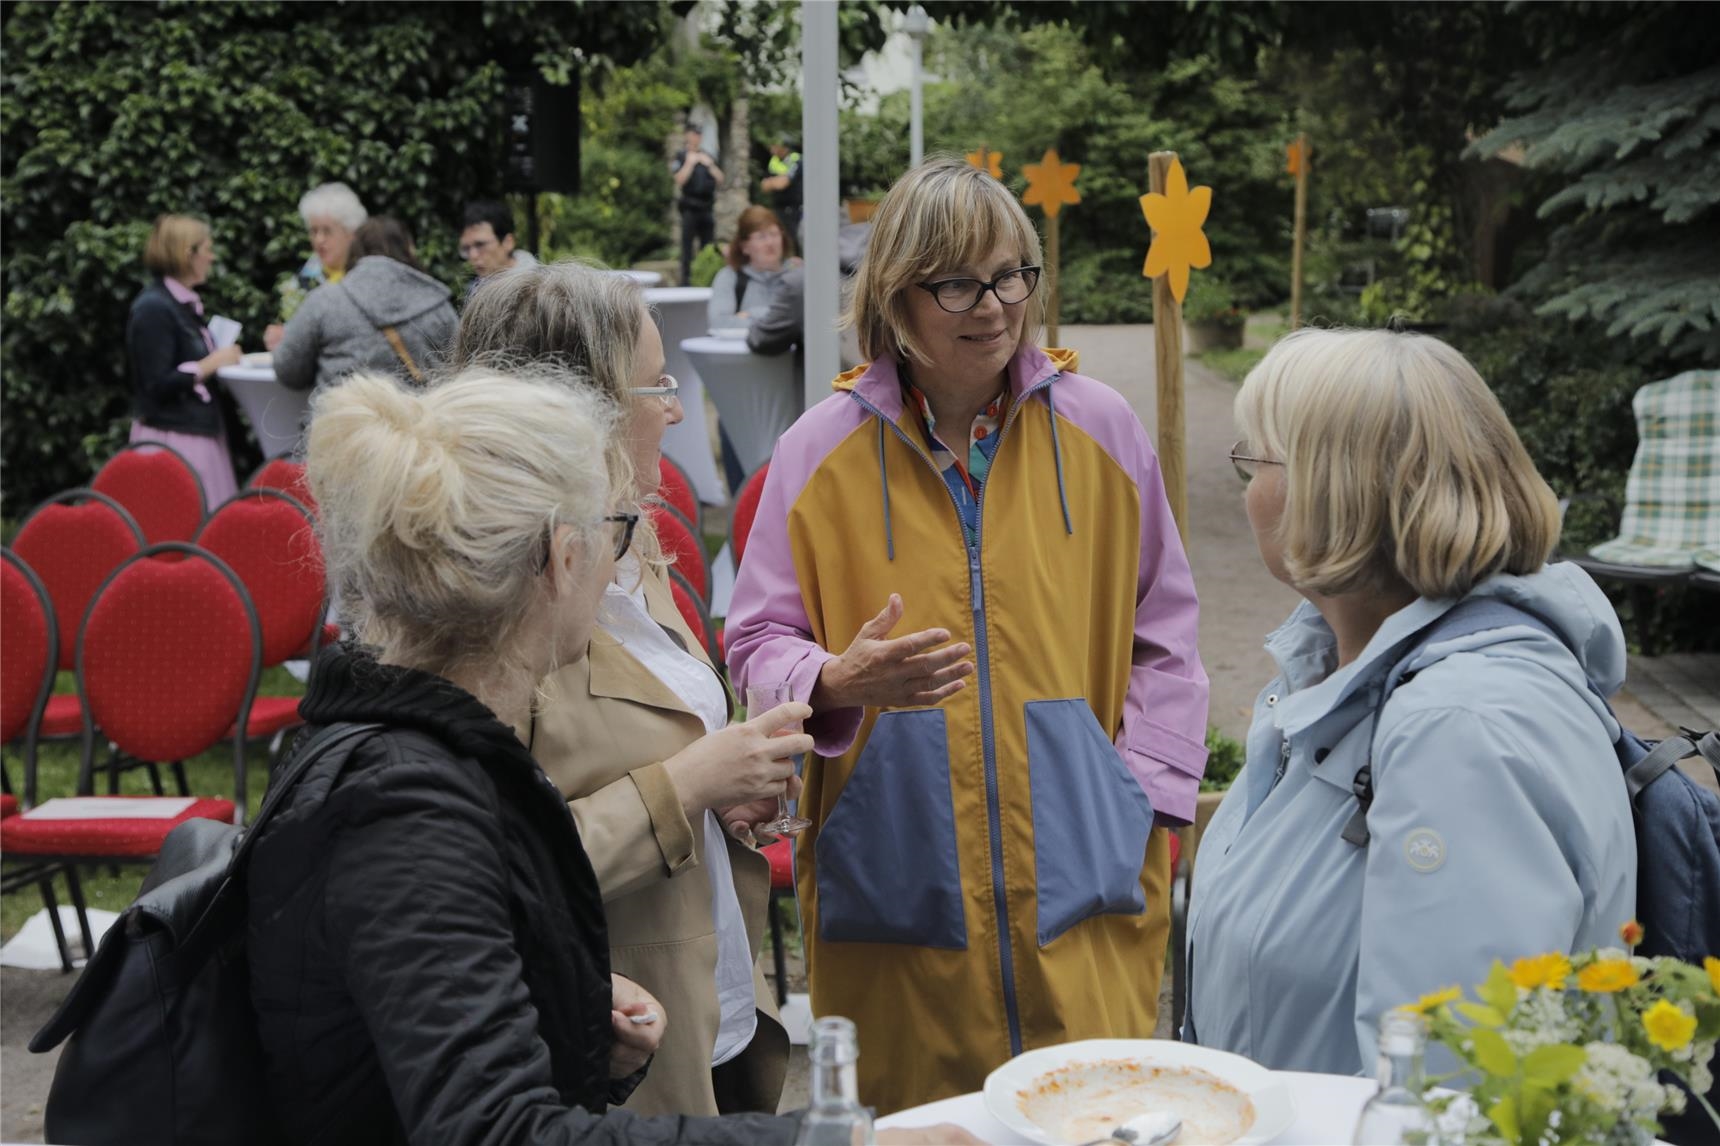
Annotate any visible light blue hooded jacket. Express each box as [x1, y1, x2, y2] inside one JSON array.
[[1186, 563, 1636, 1074]]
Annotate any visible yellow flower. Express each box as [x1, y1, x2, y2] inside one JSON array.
[[1576, 959, 1640, 993], [1509, 953, 1573, 992], [1705, 956, 1720, 997], [1022, 149, 1082, 219], [1643, 999, 1698, 1052], [1398, 986, 1462, 1015], [965, 149, 1004, 179], [1139, 157, 1213, 304]]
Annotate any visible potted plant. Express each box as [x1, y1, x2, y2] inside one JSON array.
[[1183, 276, 1247, 353]]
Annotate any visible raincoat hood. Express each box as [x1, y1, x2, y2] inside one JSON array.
[[342, 256, 454, 329]]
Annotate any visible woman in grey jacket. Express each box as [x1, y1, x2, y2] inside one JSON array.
[[268, 217, 456, 391], [1187, 328, 1635, 1076]]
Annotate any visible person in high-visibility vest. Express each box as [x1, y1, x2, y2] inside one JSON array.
[[761, 136, 801, 243]]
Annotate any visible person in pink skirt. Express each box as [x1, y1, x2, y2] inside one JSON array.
[[124, 214, 242, 509]]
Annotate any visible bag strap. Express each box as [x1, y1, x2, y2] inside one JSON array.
[[733, 269, 750, 316], [228, 721, 384, 875], [380, 325, 425, 384]]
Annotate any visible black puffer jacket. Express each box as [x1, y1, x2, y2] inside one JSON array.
[[247, 646, 800, 1145]]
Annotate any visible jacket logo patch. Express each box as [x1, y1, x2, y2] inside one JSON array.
[[1404, 828, 1446, 873]]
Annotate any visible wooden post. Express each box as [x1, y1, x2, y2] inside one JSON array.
[[1290, 133, 1308, 330], [1148, 152, 1189, 545], [1046, 212, 1061, 345]]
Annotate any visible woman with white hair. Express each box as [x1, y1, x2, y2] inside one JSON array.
[[295, 180, 367, 290], [1185, 328, 1636, 1074], [244, 364, 976, 1145]]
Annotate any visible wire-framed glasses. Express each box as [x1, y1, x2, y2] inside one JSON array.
[[1228, 439, 1284, 484], [916, 266, 1042, 314], [631, 374, 679, 409]]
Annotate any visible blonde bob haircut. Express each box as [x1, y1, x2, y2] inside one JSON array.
[[1236, 328, 1561, 600], [848, 155, 1044, 365], [305, 365, 618, 691], [143, 214, 211, 280]]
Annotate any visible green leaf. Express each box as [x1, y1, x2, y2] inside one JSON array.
[[1457, 1003, 1506, 1028], [1479, 961, 1518, 1017], [1522, 1043, 1586, 1086], [1488, 1095, 1521, 1145], [1470, 1028, 1519, 1077]]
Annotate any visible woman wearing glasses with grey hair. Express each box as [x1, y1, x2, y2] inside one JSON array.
[[451, 261, 806, 1120], [726, 156, 1210, 1114]]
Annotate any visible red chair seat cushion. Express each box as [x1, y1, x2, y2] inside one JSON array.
[[38, 694, 83, 738], [1, 794, 17, 818], [233, 695, 304, 740], [762, 837, 794, 890], [0, 796, 235, 857]]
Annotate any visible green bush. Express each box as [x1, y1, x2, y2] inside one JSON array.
[[688, 243, 726, 289], [1201, 726, 1246, 792], [1183, 276, 1245, 328], [0, 1, 664, 516]]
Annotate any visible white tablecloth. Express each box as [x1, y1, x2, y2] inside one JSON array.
[[645, 286, 725, 505], [217, 363, 310, 459], [616, 269, 663, 286], [878, 1071, 1374, 1144], [680, 335, 801, 477]]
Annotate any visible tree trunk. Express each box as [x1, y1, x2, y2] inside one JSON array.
[[716, 90, 750, 246]]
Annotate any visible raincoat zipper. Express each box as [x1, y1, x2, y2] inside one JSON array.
[[850, 374, 1060, 1059]]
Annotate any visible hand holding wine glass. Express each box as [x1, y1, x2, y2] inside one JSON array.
[[745, 681, 813, 835]]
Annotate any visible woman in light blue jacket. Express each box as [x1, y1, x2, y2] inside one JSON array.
[[1187, 328, 1636, 1075]]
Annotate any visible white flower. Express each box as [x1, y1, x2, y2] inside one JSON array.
[[1575, 1043, 1658, 1116]]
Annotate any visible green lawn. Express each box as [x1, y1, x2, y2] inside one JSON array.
[[2, 666, 304, 942], [1193, 316, 1290, 384]]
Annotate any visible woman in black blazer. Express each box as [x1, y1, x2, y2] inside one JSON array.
[[125, 214, 243, 508]]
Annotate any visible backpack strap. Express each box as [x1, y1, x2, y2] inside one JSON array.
[[733, 268, 750, 316], [1342, 599, 1561, 847], [379, 326, 425, 384], [229, 721, 384, 874]]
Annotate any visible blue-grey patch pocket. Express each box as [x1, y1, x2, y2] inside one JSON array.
[[1027, 698, 1154, 946], [814, 708, 966, 948]]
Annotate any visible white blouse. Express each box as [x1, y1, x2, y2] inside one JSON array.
[[599, 558, 758, 1067]]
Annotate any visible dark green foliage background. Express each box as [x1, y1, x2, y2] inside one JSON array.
[[1, 0, 663, 516]]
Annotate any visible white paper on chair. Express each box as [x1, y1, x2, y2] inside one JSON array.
[[207, 314, 242, 349], [24, 797, 196, 820]]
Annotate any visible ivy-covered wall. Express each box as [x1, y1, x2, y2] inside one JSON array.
[[1, 0, 664, 516]]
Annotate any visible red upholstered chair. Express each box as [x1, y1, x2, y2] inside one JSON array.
[[2, 550, 59, 807], [667, 568, 721, 668], [761, 837, 796, 1004], [730, 462, 770, 566], [91, 441, 207, 544], [74, 543, 257, 815], [656, 455, 700, 525], [11, 490, 145, 744], [247, 457, 316, 516], [649, 503, 711, 603], [195, 490, 321, 751], [0, 795, 16, 818]]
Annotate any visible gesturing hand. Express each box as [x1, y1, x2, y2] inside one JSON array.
[[609, 974, 664, 1078], [812, 594, 973, 712]]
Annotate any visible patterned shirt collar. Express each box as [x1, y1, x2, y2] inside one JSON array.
[[903, 380, 1009, 488]]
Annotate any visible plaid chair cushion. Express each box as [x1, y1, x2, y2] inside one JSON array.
[[1589, 370, 1719, 569], [0, 796, 235, 857]]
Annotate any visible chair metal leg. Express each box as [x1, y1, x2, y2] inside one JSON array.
[[107, 746, 121, 794], [769, 892, 789, 1007], [1171, 867, 1189, 1040], [145, 761, 165, 796], [170, 760, 190, 796], [63, 864, 95, 962], [38, 874, 73, 973], [1630, 584, 1659, 655]]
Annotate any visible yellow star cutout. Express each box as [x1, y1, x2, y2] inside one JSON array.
[[1021, 148, 1081, 218], [1140, 157, 1212, 304], [966, 149, 1004, 179]]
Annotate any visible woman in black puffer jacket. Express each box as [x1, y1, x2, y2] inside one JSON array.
[[246, 365, 810, 1146]]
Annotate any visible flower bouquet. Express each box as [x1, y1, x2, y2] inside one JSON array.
[[275, 273, 307, 323], [1403, 922, 1719, 1144]]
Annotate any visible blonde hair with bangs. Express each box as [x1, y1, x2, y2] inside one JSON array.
[[143, 214, 211, 279], [1236, 328, 1561, 599], [848, 155, 1044, 364]]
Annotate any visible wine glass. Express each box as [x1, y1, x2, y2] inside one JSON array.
[[745, 681, 813, 836]]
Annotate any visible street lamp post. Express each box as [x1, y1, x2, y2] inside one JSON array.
[[905, 5, 928, 169]]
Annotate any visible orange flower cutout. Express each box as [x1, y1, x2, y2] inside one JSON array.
[[966, 149, 1004, 179], [1022, 148, 1081, 218], [1140, 157, 1212, 304], [1286, 138, 1308, 177]]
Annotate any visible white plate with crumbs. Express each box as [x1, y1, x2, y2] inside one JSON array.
[[983, 1039, 1296, 1145]]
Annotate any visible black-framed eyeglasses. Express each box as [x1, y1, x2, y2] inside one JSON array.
[[535, 511, 642, 574], [1228, 439, 1284, 484], [916, 266, 1042, 314]]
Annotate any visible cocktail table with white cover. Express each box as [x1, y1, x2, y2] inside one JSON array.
[[679, 334, 801, 477], [644, 286, 724, 504], [217, 355, 310, 459], [879, 1072, 1385, 1145]]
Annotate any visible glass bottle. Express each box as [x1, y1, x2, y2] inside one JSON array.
[[1353, 1010, 1440, 1145], [794, 1016, 875, 1146]]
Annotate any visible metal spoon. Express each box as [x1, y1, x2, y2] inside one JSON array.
[[1074, 1113, 1182, 1146]]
